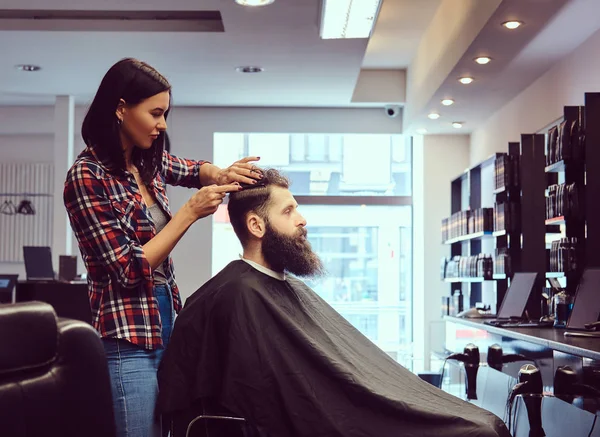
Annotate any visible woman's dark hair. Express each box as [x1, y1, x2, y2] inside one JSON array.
[[228, 168, 290, 245], [82, 58, 171, 184]]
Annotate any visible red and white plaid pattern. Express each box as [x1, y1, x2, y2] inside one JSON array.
[[64, 147, 207, 350]]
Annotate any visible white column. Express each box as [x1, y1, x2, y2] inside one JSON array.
[[412, 134, 470, 372], [52, 95, 75, 269]]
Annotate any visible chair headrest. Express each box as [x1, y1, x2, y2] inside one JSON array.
[[0, 301, 58, 375]]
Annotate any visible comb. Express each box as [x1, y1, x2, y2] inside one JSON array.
[[239, 179, 267, 190]]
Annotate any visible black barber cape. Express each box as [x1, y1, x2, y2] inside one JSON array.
[[158, 261, 510, 437]]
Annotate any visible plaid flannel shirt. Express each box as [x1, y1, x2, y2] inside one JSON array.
[[64, 147, 207, 350]]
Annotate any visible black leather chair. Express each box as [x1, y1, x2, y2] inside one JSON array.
[[0, 301, 116, 437]]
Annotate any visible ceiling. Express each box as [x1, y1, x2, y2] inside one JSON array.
[[407, 0, 600, 134], [0, 0, 437, 108], [1, 0, 600, 134]]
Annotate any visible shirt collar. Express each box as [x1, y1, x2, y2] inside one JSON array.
[[240, 255, 286, 281]]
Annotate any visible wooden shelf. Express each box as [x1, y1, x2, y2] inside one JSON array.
[[443, 231, 493, 245], [493, 273, 507, 280], [493, 230, 507, 237], [444, 277, 493, 283], [493, 186, 506, 195], [545, 216, 566, 226], [545, 160, 566, 173], [546, 272, 565, 278]]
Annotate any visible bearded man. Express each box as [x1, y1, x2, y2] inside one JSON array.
[[157, 169, 509, 437]]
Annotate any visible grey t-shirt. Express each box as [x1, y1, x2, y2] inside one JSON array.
[[147, 203, 169, 284]]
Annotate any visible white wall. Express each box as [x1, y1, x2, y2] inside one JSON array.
[[0, 134, 53, 162], [0, 107, 86, 276], [413, 134, 470, 370], [471, 25, 600, 165], [0, 105, 403, 300], [0, 133, 53, 276]]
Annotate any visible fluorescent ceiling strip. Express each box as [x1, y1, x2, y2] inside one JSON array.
[[320, 0, 382, 39]]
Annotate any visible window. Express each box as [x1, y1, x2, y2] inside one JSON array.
[[213, 133, 411, 196], [212, 133, 412, 360]]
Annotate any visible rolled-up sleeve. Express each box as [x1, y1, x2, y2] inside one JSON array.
[[161, 150, 208, 189], [64, 163, 153, 289]]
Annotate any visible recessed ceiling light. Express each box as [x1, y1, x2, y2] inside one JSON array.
[[416, 128, 428, 135], [234, 0, 275, 6], [441, 99, 455, 106], [474, 56, 492, 65], [458, 76, 474, 85], [235, 66, 264, 73], [428, 113, 440, 120], [452, 122, 464, 129], [502, 20, 523, 30], [15, 64, 41, 72]]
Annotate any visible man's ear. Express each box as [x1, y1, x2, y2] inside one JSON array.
[[247, 213, 266, 239], [115, 98, 127, 122]]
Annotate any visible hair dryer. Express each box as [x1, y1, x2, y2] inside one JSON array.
[[508, 364, 545, 437], [487, 344, 532, 371], [445, 343, 480, 400], [554, 366, 600, 403]]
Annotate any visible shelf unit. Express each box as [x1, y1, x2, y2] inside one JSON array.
[[541, 96, 600, 299], [543, 106, 586, 297], [443, 231, 493, 245], [441, 92, 600, 318], [584, 93, 600, 268], [441, 138, 546, 315], [492, 142, 521, 309], [444, 277, 494, 283], [441, 154, 503, 310], [519, 133, 547, 319]]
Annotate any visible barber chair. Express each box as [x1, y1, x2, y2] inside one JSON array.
[[0, 301, 116, 437], [168, 398, 261, 437]]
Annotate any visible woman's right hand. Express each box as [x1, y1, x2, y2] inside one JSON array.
[[186, 183, 241, 220]]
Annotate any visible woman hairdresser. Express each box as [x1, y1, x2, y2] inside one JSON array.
[[63, 58, 261, 437]]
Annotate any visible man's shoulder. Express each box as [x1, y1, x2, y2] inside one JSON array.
[[214, 260, 260, 287], [190, 261, 260, 299], [285, 275, 313, 292]]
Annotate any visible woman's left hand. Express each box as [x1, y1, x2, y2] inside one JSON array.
[[214, 156, 262, 186]]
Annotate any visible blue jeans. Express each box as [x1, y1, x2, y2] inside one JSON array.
[[103, 284, 174, 437]]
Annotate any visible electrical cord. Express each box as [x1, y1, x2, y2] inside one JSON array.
[[440, 358, 449, 390], [440, 353, 465, 392], [505, 382, 528, 433], [512, 395, 521, 436], [588, 415, 597, 437]]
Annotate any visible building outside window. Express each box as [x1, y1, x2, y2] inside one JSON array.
[[212, 133, 413, 361]]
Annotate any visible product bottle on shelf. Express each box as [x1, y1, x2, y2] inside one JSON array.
[[453, 290, 464, 315], [567, 237, 578, 273], [552, 290, 574, 328]]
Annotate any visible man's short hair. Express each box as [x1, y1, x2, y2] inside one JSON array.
[[227, 168, 290, 246]]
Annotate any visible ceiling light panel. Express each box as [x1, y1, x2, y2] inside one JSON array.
[[320, 0, 382, 39]]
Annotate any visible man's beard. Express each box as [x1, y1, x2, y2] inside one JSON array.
[[262, 221, 325, 278]]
